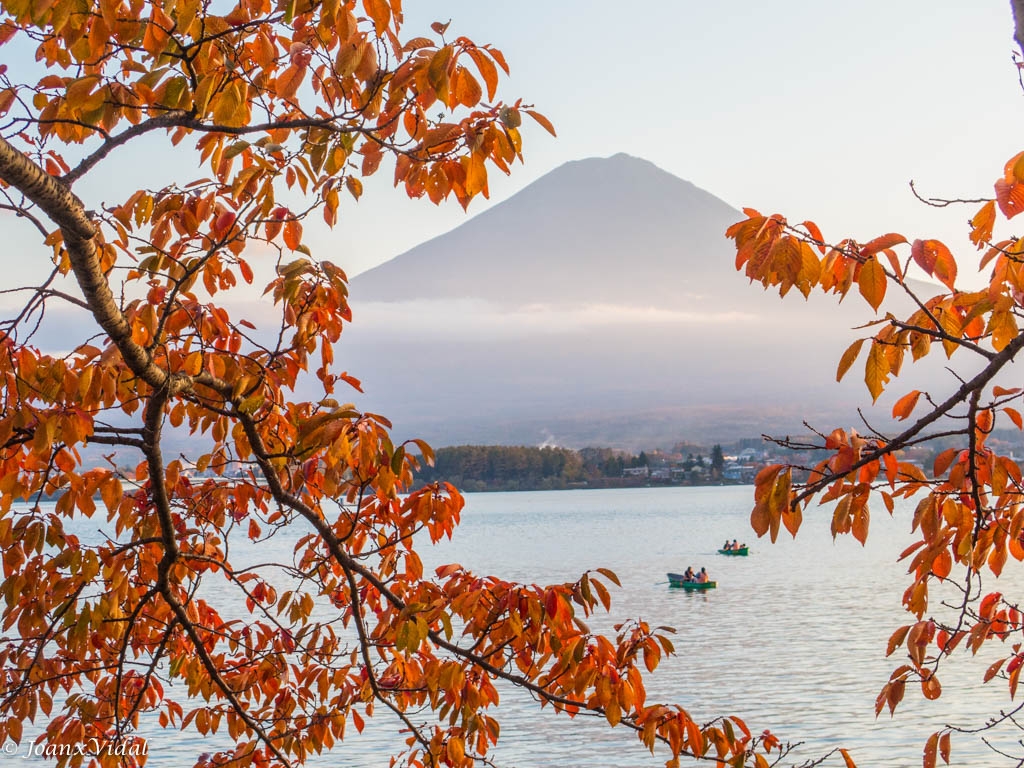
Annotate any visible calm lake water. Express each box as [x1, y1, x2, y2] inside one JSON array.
[[11, 485, 1024, 767]]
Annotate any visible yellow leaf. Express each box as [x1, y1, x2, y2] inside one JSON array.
[[604, 699, 621, 727], [989, 309, 1018, 352], [864, 341, 890, 402], [462, 154, 487, 197], [184, 351, 203, 376]]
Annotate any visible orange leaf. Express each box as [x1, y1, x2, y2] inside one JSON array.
[[836, 338, 865, 382], [283, 220, 302, 251], [275, 64, 305, 101], [857, 256, 886, 311], [467, 47, 499, 101], [525, 110, 556, 137], [0, 88, 15, 117], [488, 47, 510, 74], [933, 448, 957, 477], [454, 69, 482, 107], [1006, 407, 1024, 431], [939, 732, 951, 764], [1011, 151, 1024, 183], [801, 220, 827, 254], [970, 200, 996, 248], [860, 232, 907, 257], [932, 549, 952, 579], [851, 504, 869, 545], [977, 408, 994, 434], [363, 0, 391, 35], [923, 732, 939, 768], [892, 390, 921, 421], [921, 674, 942, 700]]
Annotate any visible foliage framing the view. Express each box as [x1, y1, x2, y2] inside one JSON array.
[[0, 2, 784, 768], [727, 14, 1024, 760]]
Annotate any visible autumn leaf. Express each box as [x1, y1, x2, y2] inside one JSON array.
[[857, 256, 886, 311], [995, 178, 1024, 219], [911, 239, 957, 291], [864, 341, 890, 401], [892, 390, 921, 421], [526, 109, 557, 137], [859, 232, 907, 257], [970, 200, 996, 248], [836, 338, 865, 382]]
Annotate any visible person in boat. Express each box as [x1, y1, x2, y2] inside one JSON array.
[[695, 567, 708, 583], [682, 566, 695, 582], [722, 539, 730, 551], [730, 539, 739, 550]]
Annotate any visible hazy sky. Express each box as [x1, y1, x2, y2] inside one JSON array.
[[326, 0, 1024, 281], [6, 2, 1024, 290]]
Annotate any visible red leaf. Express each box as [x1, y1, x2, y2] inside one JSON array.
[[911, 239, 957, 290], [996, 178, 1024, 220], [802, 220, 827, 255]]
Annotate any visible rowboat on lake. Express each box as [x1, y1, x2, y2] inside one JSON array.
[[667, 573, 717, 590], [718, 546, 749, 556]]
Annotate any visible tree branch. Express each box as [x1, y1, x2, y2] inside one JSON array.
[[0, 135, 181, 393]]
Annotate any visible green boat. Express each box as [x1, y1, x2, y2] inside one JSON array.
[[667, 573, 717, 590], [718, 546, 749, 556]]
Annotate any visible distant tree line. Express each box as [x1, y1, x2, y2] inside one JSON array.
[[413, 445, 713, 492], [414, 445, 587, 492], [409, 444, 774, 493]]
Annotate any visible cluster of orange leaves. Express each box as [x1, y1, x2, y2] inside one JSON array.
[[0, 2, 787, 768], [728, 147, 1024, 766]]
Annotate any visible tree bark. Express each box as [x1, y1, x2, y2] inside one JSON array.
[[0, 136, 172, 390], [1012, 0, 1024, 55]]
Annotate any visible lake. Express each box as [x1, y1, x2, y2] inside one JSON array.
[[9, 485, 1024, 767]]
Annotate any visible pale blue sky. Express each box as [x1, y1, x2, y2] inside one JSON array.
[[6, 2, 1024, 290], [330, 1, 1024, 281]]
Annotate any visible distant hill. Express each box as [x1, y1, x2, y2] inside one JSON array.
[[337, 154, 949, 449]]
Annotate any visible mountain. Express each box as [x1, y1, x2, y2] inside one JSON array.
[[352, 153, 743, 308], [338, 154, 942, 449]]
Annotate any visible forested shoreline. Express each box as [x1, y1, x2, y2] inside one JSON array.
[[413, 444, 733, 492]]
